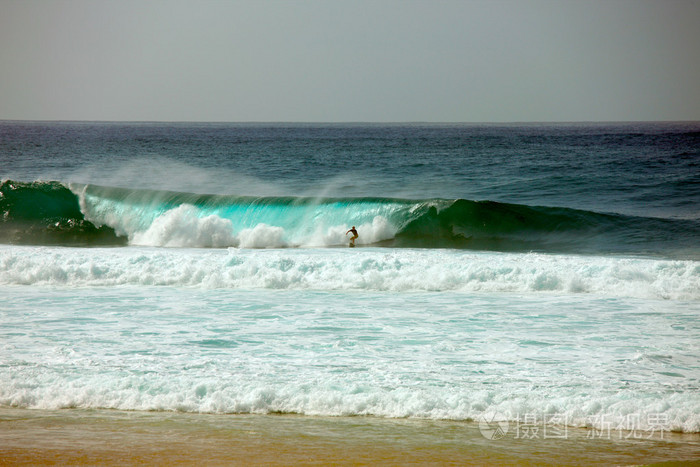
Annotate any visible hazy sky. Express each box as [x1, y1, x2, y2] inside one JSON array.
[[1, 0, 698, 122]]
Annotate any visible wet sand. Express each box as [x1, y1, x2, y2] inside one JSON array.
[[0, 408, 698, 466]]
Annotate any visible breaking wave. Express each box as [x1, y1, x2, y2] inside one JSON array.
[[2, 180, 699, 258]]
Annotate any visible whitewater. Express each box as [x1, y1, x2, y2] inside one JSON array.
[[1, 246, 698, 300], [1, 121, 699, 438]]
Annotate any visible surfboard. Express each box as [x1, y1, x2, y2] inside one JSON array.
[[349, 242, 355, 248]]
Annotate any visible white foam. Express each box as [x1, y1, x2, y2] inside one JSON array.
[[2, 372, 698, 433], [1, 268, 698, 433], [237, 223, 287, 249], [0, 245, 698, 300], [302, 216, 397, 247], [132, 205, 237, 248], [126, 205, 395, 248]]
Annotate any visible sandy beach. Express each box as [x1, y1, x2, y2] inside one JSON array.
[[1, 408, 698, 465]]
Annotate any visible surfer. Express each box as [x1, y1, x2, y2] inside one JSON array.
[[346, 226, 358, 247]]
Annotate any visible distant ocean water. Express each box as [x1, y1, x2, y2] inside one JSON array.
[[1, 121, 699, 434]]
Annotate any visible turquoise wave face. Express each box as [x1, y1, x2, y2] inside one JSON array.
[[2, 180, 699, 257], [75, 183, 419, 248]]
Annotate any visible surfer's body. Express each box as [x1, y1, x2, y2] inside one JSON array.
[[346, 226, 358, 247]]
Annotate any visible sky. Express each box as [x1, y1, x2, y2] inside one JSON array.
[[0, 0, 698, 122]]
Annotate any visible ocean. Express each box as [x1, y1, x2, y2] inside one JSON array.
[[1, 121, 699, 463]]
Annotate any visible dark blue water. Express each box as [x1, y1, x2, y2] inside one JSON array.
[[2, 121, 699, 256]]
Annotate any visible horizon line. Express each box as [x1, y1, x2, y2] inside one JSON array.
[[1, 119, 699, 125]]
